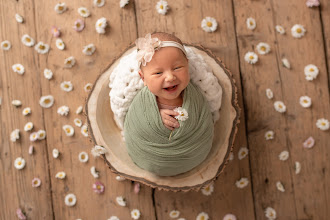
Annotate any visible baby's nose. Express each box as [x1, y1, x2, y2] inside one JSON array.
[[165, 72, 176, 81]]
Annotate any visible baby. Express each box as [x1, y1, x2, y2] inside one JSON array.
[[137, 32, 189, 130], [124, 32, 214, 176]]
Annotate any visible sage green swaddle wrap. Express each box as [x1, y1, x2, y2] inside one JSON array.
[[124, 82, 214, 176]]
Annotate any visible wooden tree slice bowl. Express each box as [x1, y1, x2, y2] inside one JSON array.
[[86, 44, 240, 192]]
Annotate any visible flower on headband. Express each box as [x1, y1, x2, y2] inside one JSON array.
[[136, 33, 162, 67]]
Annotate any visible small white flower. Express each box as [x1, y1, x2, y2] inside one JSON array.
[[14, 157, 25, 170], [174, 107, 188, 121], [274, 101, 286, 113], [15, 14, 24, 23], [55, 38, 65, 50], [276, 181, 285, 192], [12, 64, 25, 75], [275, 25, 285, 34], [316, 118, 329, 131], [256, 42, 271, 55], [64, 56, 76, 68], [78, 7, 90, 17], [34, 42, 50, 54], [228, 152, 234, 161], [53, 148, 60, 158], [169, 210, 180, 218], [94, 0, 105, 7], [63, 125, 75, 136], [201, 182, 214, 196], [116, 175, 126, 181], [303, 136, 315, 149], [39, 95, 54, 108], [235, 177, 249, 188], [24, 122, 34, 132], [76, 106, 83, 114], [116, 196, 126, 207], [78, 151, 89, 163], [120, 0, 129, 8], [295, 161, 301, 174], [91, 166, 99, 178], [29, 145, 34, 154], [84, 83, 93, 92], [279, 150, 289, 161], [22, 107, 31, 116], [265, 130, 274, 140], [21, 34, 35, 47], [196, 212, 209, 220], [74, 118, 82, 127], [266, 89, 273, 99], [12, 99, 22, 107], [223, 214, 237, 220], [37, 130, 46, 140], [32, 177, 41, 187], [57, 105, 70, 116], [265, 207, 276, 220], [131, 209, 141, 220], [95, 17, 107, 34], [246, 17, 256, 30], [299, 96, 312, 108], [244, 52, 258, 64], [201, 17, 218, 32], [81, 124, 89, 137], [55, 3, 67, 14], [91, 145, 107, 157], [304, 64, 319, 81], [108, 216, 120, 220], [55, 171, 66, 179], [238, 147, 248, 160], [64, 193, 77, 207], [82, 44, 96, 55], [29, 132, 38, 142], [44, 68, 53, 80], [60, 81, 73, 92], [1, 40, 11, 50], [10, 129, 20, 142], [281, 58, 291, 69], [291, 24, 306, 38], [156, 0, 169, 15]]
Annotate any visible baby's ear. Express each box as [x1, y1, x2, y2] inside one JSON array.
[[138, 70, 144, 81]]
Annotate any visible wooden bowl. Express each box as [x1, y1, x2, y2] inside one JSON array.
[[86, 44, 240, 192]]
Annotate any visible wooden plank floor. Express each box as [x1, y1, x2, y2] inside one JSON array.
[[0, 0, 329, 219]]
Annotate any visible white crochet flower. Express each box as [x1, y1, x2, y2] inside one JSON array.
[[81, 124, 89, 137], [15, 13, 24, 23], [74, 118, 82, 127], [83, 44, 96, 55], [282, 58, 291, 69], [265, 207, 276, 220], [201, 17, 218, 33], [265, 130, 274, 140], [201, 182, 214, 196], [304, 64, 319, 81], [78, 152, 89, 163], [223, 214, 237, 220], [60, 81, 73, 92], [108, 216, 119, 220], [279, 150, 289, 161], [303, 136, 315, 149], [266, 88, 273, 99], [56, 38, 65, 50], [275, 25, 285, 34], [64, 56, 76, 68], [90, 166, 99, 178], [12, 64, 25, 75], [274, 101, 286, 113], [78, 7, 90, 17], [299, 96, 312, 108], [116, 196, 126, 207], [30, 132, 38, 142], [55, 3, 67, 14], [84, 83, 93, 92], [22, 107, 31, 116], [21, 34, 35, 47], [238, 147, 248, 160], [39, 95, 54, 108], [1, 40, 11, 50], [91, 145, 107, 157], [169, 210, 180, 218], [37, 130, 46, 140], [244, 52, 258, 64], [131, 209, 141, 220], [276, 181, 285, 192], [76, 106, 83, 114], [14, 157, 25, 170], [24, 122, 33, 132], [120, 0, 129, 8], [295, 161, 301, 174], [52, 148, 60, 158], [56, 171, 66, 179], [63, 125, 75, 136], [12, 100, 22, 107], [174, 107, 188, 121], [34, 42, 50, 54], [57, 105, 70, 116], [246, 17, 256, 30], [10, 129, 20, 142], [196, 212, 209, 220], [95, 17, 107, 34], [64, 193, 76, 207], [94, 0, 105, 7], [256, 42, 270, 55], [44, 68, 53, 80], [235, 177, 249, 188], [291, 24, 306, 38], [156, 0, 169, 15], [316, 118, 329, 131]]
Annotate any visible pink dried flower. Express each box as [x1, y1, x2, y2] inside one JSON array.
[[73, 19, 85, 32], [134, 182, 140, 194], [16, 208, 26, 220], [303, 136, 315, 149], [92, 181, 105, 194], [28, 145, 34, 155], [306, 0, 320, 7], [51, 26, 61, 37], [32, 177, 41, 187]]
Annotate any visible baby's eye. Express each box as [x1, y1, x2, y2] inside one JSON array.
[[174, 67, 182, 70], [154, 72, 162, 75]]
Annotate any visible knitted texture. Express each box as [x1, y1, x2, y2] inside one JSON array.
[[109, 47, 222, 131], [124, 82, 214, 176]]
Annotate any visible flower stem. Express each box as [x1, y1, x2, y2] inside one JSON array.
[[169, 130, 174, 141]]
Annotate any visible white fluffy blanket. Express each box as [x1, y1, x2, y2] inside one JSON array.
[[109, 46, 222, 131]]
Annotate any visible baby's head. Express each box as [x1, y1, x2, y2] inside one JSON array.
[[136, 32, 190, 106]]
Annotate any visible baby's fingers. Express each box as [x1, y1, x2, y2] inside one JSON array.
[[162, 109, 179, 117], [164, 118, 180, 128]]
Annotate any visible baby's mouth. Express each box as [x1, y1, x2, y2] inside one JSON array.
[[164, 85, 178, 91]]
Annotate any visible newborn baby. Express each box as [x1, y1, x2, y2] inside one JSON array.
[[124, 32, 214, 176]]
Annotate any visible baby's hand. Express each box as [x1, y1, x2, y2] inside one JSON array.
[[159, 109, 180, 130]]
